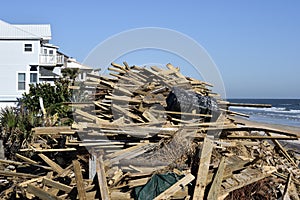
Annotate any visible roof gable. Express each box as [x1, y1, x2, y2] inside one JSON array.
[[14, 24, 51, 40], [0, 20, 41, 39]]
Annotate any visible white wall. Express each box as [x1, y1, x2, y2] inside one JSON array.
[[0, 40, 40, 101]]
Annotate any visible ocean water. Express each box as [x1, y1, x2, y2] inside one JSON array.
[[227, 99, 300, 127]]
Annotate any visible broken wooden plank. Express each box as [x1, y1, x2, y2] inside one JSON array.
[[27, 184, 61, 200], [42, 178, 73, 193], [193, 137, 214, 200], [16, 153, 38, 165], [32, 126, 71, 135], [0, 158, 23, 165], [265, 132, 297, 167], [96, 155, 110, 200], [75, 109, 107, 124], [220, 166, 276, 196], [151, 109, 212, 117], [38, 153, 64, 174], [227, 102, 272, 108], [72, 160, 87, 200], [153, 173, 195, 200], [283, 173, 292, 200], [0, 170, 39, 178], [225, 135, 299, 140], [207, 157, 226, 199]]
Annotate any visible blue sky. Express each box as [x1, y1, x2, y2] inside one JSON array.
[[1, 1, 300, 98]]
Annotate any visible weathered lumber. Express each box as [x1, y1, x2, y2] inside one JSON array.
[[220, 108, 249, 118], [222, 126, 298, 138], [96, 155, 110, 200], [0, 158, 23, 165], [265, 132, 297, 167], [207, 157, 226, 199], [220, 166, 276, 196], [193, 137, 214, 200], [153, 173, 195, 200], [32, 126, 71, 135], [72, 160, 87, 200], [227, 103, 272, 108], [27, 184, 61, 200], [225, 135, 298, 140], [16, 153, 38, 164], [42, 178, 73, 193], [0, 170, 39, 178], [151, 109, 212, 117], [38, 153, 64, 174], [75, 109, 107, 124]]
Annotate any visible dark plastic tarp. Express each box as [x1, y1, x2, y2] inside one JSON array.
[[133, 173, 184, 200], [166, 87, 220, 121]]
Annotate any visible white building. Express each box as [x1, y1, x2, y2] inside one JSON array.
[[0, 19, 93, 107]]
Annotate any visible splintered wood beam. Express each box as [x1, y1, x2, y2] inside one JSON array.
[[42, 178, 73, 193], [227, 102, 272, 108], [265, 132, 297, 167], [72, 160, 87, 200], [220, 108, 249, 118], [151, 109, 212, 117], [38, 154, 64, 174], [0, 158, 23, 165], [283, 173, 292, 200], [75, 109, 107, 124], [0, 170, 39, 178], [207, 157, 226, 199], [96, 155, 110, 200], [153, 173, 195, 200], [193, 137, 214, 200], [166, 63, 187, 80], [225, 135, 298, 140], [222, 126, 298, 138], [16, 153, 39, 165], [32, 126, 71, 135], [27, 184, 60, 200]]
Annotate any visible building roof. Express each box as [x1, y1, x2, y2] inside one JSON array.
[[0, 19, 51, 40], [66, 58, 94, 70], [14, 24, 51, 40], [39, 67, 59, 77]]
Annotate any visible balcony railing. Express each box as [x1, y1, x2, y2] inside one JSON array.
[[39, 55, 64, 65]]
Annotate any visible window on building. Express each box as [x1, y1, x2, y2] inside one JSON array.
[[43, 49, 47, 55], [30, 73, 37, 85], [18, 73, 26, 90], [24, 44, 32, 52], [30, 66, 37, 71], [49, 49, 53, 55]]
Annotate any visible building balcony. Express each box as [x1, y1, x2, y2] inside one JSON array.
[[39, 54, 64, 66]]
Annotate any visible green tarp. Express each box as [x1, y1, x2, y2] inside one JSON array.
[[133, 172, 184, 200]]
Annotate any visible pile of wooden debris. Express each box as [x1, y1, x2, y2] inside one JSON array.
[[0, 62, 299, 200]]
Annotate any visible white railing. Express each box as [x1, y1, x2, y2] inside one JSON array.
[[39, 55, 64, 65]]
